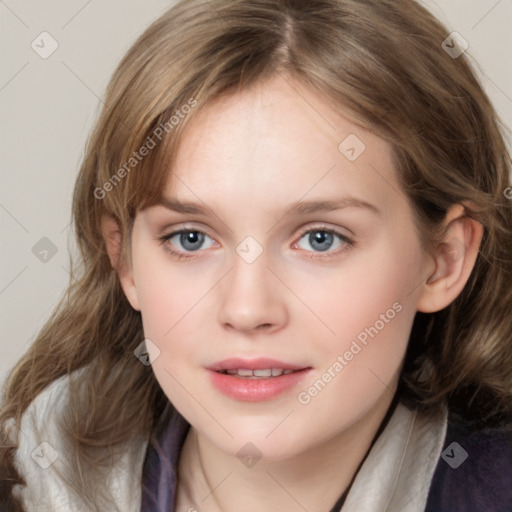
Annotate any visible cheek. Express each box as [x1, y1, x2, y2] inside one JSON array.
[[290, 240, 420, 396], [131, 251, 222, 411], [292, 271, 414, 437], [134, 261, 211, 411], [289, 243, 419, 345], [132, 245, 213, 341]]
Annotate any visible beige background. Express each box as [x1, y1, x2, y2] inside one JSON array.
[[1, 0, 511, 385]]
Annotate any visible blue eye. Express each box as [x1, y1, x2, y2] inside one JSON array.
[[165, 230, 215, 252], [296, 229, 348, 253]]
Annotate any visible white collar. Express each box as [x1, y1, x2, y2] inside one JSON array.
[[342, 403, 447, 511]]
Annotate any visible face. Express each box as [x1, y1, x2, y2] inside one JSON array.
[[122, 76, 432, 460]]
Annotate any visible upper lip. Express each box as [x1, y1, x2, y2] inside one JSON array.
[[208, 358, 309, 371]]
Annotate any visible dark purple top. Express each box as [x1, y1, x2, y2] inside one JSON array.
[[140, 406, 189, 511], [425, 418, 512, 512]]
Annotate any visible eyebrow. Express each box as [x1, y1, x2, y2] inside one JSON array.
[[286, 197, 381, 217], [155, 196, 381, 217]]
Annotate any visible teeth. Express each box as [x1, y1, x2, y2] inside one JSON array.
[[253, 369, 272, 377], [221, 368, 296, 378]]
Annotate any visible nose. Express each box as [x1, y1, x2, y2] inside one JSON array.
[[217, 254, 289, 335]]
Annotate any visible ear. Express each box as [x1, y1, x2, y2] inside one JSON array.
[[417, 204, 483, 313], [101, 215, 141, 311]]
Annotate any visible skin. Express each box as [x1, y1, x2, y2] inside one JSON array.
[[105, 74, 483, 511]]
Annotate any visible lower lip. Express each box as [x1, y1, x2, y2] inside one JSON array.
[[208, 369, 311, 402]]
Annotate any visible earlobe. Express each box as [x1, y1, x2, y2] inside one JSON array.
[[100, 215, 141, 311], [417, 205, 483, 313]]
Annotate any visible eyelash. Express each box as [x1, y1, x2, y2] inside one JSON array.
[[293, 225, 355, 259], [158, 225, 355, 260], [158, 228, 212, 261]]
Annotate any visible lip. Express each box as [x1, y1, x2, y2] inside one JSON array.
[[208, 357, 307, 372], [207, 358, 312, 402]]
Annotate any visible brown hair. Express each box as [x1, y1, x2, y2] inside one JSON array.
[[2, 0, 511, 509]]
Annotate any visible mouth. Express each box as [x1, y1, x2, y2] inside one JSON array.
[[216, 368, 298, 378], [208, 358, 311, 401], [208, 357, 307, 372]]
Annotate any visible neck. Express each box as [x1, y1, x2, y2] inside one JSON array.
[[176, 394, 397, 512]]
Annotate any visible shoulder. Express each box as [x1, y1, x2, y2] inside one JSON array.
[[8, 372, 70, 443], [10, 371, 148, 512], [8, 374, 74, 510], [425, 415, 512, 512]]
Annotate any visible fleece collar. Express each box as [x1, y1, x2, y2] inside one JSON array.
[[341, 403, 447, 511]]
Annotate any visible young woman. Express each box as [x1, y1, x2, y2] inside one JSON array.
[[1, 1, 511, 511]]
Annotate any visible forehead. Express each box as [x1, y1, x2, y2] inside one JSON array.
[[164, 76, 401, 218]]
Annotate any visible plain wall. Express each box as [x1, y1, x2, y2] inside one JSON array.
[[1, 0, 511, 385]]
